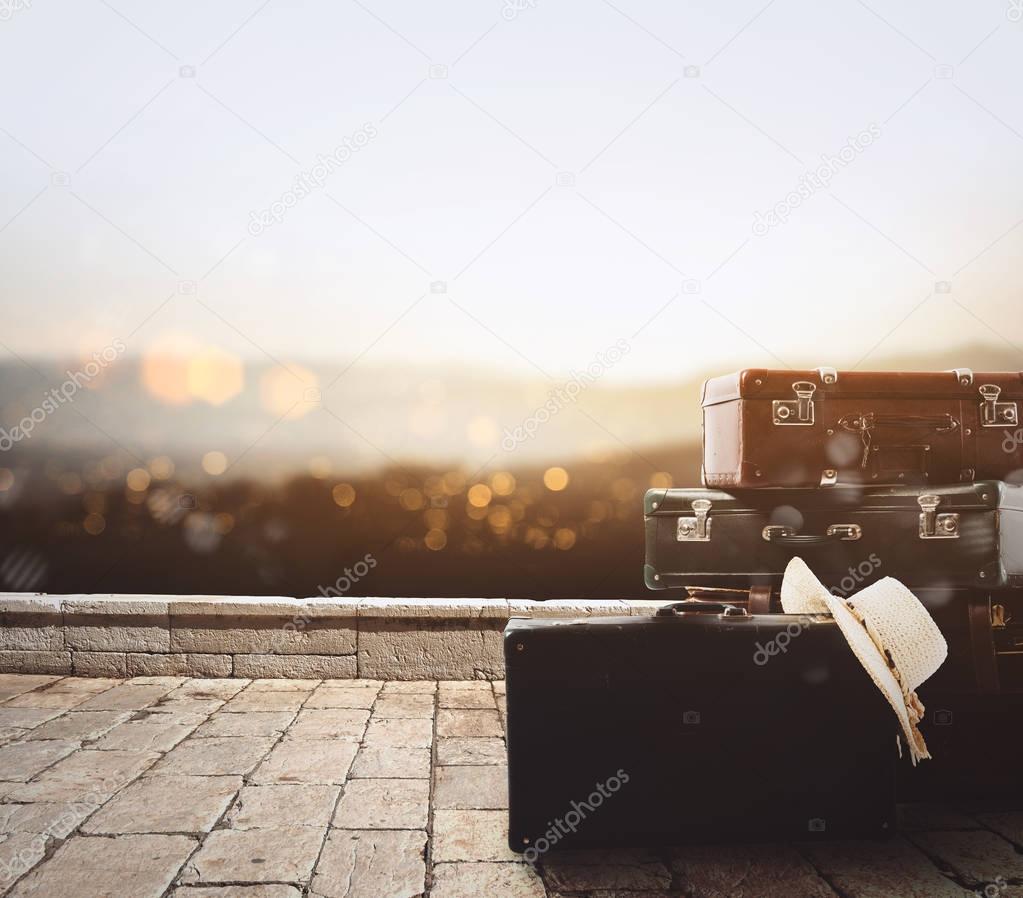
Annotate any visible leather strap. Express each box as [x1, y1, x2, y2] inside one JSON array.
[[968, 595, 1000, 693], [748, 585, 773, 614], [684, 586, 775, 613]]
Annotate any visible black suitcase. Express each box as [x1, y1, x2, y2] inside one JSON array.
[[504, 605, 897, 850], [900, 591, 1023, 801], [644, 481, 1023, 591], [899, 690, 1023, 801]]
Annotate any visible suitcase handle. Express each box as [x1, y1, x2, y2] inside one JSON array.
[[762, 524, 861, 546], [839, 413, 959, 432], [656, 600, 748, 617]]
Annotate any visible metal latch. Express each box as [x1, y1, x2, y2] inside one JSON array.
[[948, 368, 974, 386], [992, 604, 1010, 629], [676, 499, 712, 541], [918, 494, 960, 539], [815, 366, 838, 385], [773, 381, 816, 425], [979, 384, 1018, 427]]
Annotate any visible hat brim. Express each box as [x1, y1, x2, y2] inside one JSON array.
[[822, 594, 918, 761], [780, 558, 919, 761]]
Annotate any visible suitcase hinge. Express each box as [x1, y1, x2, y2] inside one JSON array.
[[676, 499, 712, 541], [918, 494, 960, 539], [773, 381, 816, 425], [948, 367, 974, 386], [815, 366, 838, 385], [979, 384, 1018, 427]]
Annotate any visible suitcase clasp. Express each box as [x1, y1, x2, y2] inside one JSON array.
[[676, 499, 712, 541], [979, 384, 1018, 427], [773, 381, 816, 425], [918, 494, 960, 539]]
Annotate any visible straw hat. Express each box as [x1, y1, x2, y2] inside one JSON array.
[[780, 557, 948, 765]]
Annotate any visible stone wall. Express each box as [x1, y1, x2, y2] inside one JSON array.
[[0, 595, 669, 678]]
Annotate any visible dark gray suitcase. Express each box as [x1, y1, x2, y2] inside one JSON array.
[[644, 481, 1023, 591], [505, 606, 897, 849]]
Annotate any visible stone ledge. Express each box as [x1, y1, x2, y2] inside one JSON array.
[[0, 595, 671, 678]]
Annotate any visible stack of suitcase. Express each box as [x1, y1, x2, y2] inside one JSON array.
[[645, 367, 1023, 801], [505, 368, 1023, 852]]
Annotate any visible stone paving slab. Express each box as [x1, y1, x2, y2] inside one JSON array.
[[0, 674, 1019, 897]]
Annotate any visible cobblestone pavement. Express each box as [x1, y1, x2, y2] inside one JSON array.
[[0, 674, 1018, 897]]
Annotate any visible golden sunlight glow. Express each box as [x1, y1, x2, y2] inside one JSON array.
[[187, 347, 244, 405], [466, 415, 498, 448], [141, 334, 197, 405], [260, 364, 319, 420]]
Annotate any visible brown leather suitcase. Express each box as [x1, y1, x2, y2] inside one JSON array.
[[702, 367, 1023, 488]]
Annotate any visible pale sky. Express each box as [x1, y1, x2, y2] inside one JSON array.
[[2, 0, 1022, 387]]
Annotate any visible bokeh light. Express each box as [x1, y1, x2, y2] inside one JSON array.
[[202, 451, 228, 476], [332, 483, 356, 507], [490, 471, 516, 496], [543, 466, 570, 491], [126, 468, 151, 491], [467, 484, 492, 507]]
